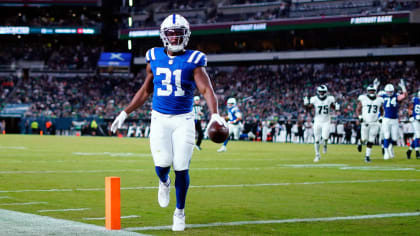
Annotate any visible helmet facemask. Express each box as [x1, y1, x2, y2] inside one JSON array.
[[367, 86, 377, 99]]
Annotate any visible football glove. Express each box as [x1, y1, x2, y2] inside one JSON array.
[[206, 114, 227, 131], [409, 117, 415, 122], [398, 79, 407, 93], [373, 78, 380, 90], [358, 115, 363, 123], [335, 102, 340, 111], [378, 116, 383, 123], [111, 111, 127, 133], [303, 96, 309, 106]]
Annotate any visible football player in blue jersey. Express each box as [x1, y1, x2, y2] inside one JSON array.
[[217, 97, 242, 152], [378, 79, 408, 160], [110, 14, 225, 231], [406, 90, 420, 159]]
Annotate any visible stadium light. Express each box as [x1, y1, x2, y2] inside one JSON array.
[[128, 17, 132, 27], [128, 40, 132, 50], [128, 0, 133, 7]]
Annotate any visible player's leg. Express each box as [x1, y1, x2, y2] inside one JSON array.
[[150, 112, 174, 208], [171, 114, 195, 231], [389, 119, 399, 158], [382, 118, 391, 159], [233, 124, 240, 140], [365, 124, 379, 163], [321, 122, 330, 154], [195, 121, 203, 150], [359, 124, 368, 152], [218, 123, 233, 152], [313, 122, 322, 162], [411, 120, 420, 159]]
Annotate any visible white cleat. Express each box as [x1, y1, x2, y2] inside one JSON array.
[[314, 155, 320, 162], [217, 146, 227, 152], [158, 178, 170, 208], [172, 211, 186, 231]]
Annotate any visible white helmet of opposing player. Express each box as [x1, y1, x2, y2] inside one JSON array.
[[227, 97, 237, 108], [160, 14, 191, 52], [194, 96, 200, 102], [316, 85, 328, 99], [366, 85, 377, 99], [417, 90, 420, 97], [384, 84, 394, 96]]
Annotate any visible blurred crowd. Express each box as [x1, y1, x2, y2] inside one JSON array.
[[128, 0, 420, 28], [2, 61, 418, 124], [0, 42, 101, 70]]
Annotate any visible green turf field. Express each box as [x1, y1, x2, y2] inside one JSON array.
[[0, 134, 419, 235]]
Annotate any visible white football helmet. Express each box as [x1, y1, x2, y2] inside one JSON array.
[[316, 85, 328, 99], [384, 84, 394, 96], [160, 14, 191, 52], [194, 96, 200, 102], [366, 85, 377, 98], [417, 90, 420, 97], [227, 98, 236, 108]]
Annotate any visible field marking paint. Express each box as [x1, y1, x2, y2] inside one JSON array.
[[0, 196, 10, 199], [0, 146, 26, 150], [0, 209, 149, 236], [1, 179, 419, 193], [279, 164, 349, 168], [340, 166, 416, 171], [124, 212, 420, 231], [72, 152, 151, 157], [0, 202, 47, 206], [0, 169, 146, 174], [84, 215, 140, 220], [38, 208, 90, 213]]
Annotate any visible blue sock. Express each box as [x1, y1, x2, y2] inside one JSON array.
[[175, 170, 190, 209], [155, 166, 170, 183], [383, 139, 390, 148], [223, 137, 229, 146]]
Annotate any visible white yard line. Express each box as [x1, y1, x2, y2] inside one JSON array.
[[0, 196, 10, 199], [84, 215, 140, 220], [125, 212, 420, 231], [0, 202, 47, 206], [0, 146, 26, 150], [0, 179, 419, 193], [0, 209, 149, 236], [0, 169, 146, 174], [38, 208, 90, 213]]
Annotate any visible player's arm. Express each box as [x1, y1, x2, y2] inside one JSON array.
[[194, 67, 218, 114], [397, 79, 408, 102], [356, 101, 363, 122], [110, 63, 154, 133], [303, 96, 313, 110], [408, 103, 413, 117], [124, 63, 154, 114]]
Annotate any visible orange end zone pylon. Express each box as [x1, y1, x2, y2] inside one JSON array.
[[105, 176, 121, 230]]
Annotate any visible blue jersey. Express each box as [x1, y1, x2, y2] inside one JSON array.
[[228, 106, 241, 124], [380, 93, 399, 119], [146, 47, 207, 114], [413, 97, 420, 119]]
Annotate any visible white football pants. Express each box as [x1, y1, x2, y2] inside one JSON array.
[[228, 123, 241, 140], [149, 110, 195, 171], [382, 118, 399, 141], [313, 121, 330, 143], [361, 122, 380, 143]]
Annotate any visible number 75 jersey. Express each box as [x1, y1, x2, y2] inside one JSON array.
[[358, 95, 384, 123], [310, 95, 336, 123], [146, 47, 207, 115]]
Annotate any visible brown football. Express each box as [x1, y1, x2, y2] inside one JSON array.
[[208, 121, 229, 143]]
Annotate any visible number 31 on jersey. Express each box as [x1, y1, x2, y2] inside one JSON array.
[[156, 67, 185, 97]]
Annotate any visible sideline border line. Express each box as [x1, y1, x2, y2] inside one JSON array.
[[125, 212, 420, 231]]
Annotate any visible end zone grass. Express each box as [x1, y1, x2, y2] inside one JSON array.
[[0, 135, 419, 235]]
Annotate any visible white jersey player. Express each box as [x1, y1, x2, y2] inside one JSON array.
[[304, 85, 339, 162], [217, 97, 242, 152], [356, 85, 384, 162]]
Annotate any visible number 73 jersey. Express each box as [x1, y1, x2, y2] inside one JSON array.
[[310, 95, 336, 123], [146, 47, 207, 115], [358, 95, 384, 123]]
